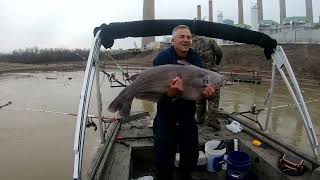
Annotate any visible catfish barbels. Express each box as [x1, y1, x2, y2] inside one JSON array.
[[108, 64, 225, 117]]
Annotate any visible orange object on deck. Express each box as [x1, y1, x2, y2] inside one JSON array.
[[252, 139, 262, 147]]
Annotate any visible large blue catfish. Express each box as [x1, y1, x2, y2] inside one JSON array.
[[108, 64, 225, 117]]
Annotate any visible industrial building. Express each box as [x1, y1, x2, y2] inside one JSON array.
[[141, 0, 320, 49], [257, 0, 320, 43], [216, 0, 320, 43]]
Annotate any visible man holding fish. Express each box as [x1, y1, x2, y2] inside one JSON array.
[[153, 25, 217, 180]]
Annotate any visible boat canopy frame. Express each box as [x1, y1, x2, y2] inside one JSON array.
[[72, 19, 318, 180], [264, 46, 319, 156]]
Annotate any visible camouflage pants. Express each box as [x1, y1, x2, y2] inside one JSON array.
[[196, 89, 220, 125]]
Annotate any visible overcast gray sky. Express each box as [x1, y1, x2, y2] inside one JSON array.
[[0, 0, 319, 52]]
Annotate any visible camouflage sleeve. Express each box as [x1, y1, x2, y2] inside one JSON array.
[[209, 39, 223, 65], [215, 48, 223, 65]]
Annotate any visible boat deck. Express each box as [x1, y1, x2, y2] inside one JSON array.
[[86, 114, 320, 180]]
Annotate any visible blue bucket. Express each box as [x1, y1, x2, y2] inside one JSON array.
[[226, 151, 251, 180]]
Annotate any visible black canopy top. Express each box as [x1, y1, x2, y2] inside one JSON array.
[[94, 19, 277, 59]]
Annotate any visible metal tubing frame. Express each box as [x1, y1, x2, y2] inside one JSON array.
[[265, 46, 319, 157], [95, 65, 105, 144], [264, 62, 276, 132], [73, 30, 103, 180]]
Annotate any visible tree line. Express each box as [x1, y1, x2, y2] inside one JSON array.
[[0, 47, 153, 64], [0, 47, 91, 64]]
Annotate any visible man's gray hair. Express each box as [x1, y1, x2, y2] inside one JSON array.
[[171, 25, 191, 39]]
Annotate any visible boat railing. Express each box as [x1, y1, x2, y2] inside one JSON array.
[[72, 30, 104, 180]]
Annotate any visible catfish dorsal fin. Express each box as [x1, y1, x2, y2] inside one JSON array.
[[177, 60, 192, 65]]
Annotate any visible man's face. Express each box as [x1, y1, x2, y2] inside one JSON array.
[[172, 28, 192, 53]]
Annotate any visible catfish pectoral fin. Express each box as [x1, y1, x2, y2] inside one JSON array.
[[119, 102, 132, 117]]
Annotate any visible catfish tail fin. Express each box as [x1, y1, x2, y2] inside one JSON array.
[[108, 88, 134, 117]]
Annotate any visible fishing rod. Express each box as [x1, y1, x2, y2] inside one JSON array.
[[231, 99, 320, 130], [0, 101, 12, 109], [70, 49, 131, 87], [69, 49, 87, 61], [104, 52, 127, 75], [104, 52, 131, 83], [99, 52, 132, 87], [247, 98, 320, 113], [101, 70, 127, 87]]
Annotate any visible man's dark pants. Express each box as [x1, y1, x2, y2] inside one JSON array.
[[154, 115, 199, 180]]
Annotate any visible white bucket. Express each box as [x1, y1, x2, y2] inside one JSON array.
[[205, 140, 226, 172]]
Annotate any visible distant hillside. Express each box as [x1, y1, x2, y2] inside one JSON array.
[[220, 44, 320, 79], [118, 44, 320, 79], [1, 44, 319, 79]]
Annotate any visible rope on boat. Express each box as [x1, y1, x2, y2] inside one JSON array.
[[0, 107, 117, 122], [269, 99, 320, 110]]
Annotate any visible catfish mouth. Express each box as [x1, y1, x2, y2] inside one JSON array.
[[223, 76, 232, 85], [205, 77, 226, 89], [221, 77, 228, 86]]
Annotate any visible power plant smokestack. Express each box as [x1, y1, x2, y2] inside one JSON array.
[[217, 11, 223, 23], [257, 0, 263, 23], [279, 0, 286, 25], [142, 0, 155, 49], [305, 0, 313, 24], [251, 4, 259, 31], [197, 5, 201, 20], [238, 0, 244, 24], [209, 0, 213, 22]]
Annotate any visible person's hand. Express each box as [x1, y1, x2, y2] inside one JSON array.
[[202, 83, 215, 98], [166, 76, 183, 97]]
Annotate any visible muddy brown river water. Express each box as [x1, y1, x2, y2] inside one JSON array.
[[0, 71, 319, 179]]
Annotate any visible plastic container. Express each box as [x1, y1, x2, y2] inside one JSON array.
[[205, 140, 226, 172], [221, 155, 228, 170], [234, 139, 239, 151], [175, 151, 207, 167], [136, 176, 153, 180], [226, 151, 251, 180]]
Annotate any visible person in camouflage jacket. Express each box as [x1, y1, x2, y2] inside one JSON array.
[[192, 35, 223, 130]]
